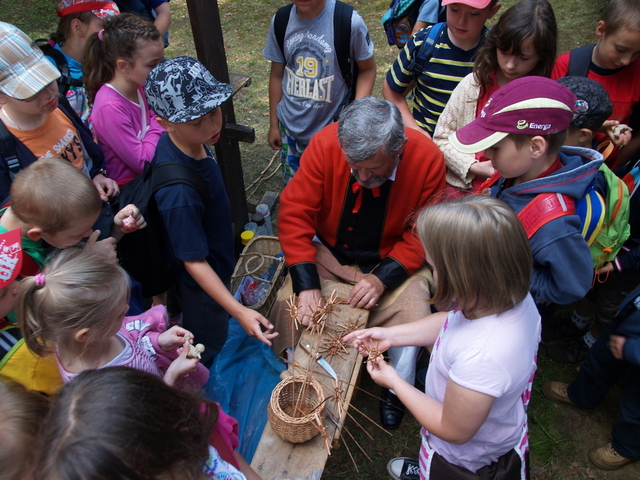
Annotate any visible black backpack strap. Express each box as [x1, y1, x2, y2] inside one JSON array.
[[274, 3, 294, 58], [151, 161, 209, 208], [37, 40, 83, 96], [334, 1, 354, 87], [567, 44, 595, 77], [0, 121, 22, 180]]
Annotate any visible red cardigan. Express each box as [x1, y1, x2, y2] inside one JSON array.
[[279, 123, 446, 293]]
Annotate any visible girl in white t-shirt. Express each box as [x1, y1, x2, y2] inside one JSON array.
[[345, 195, 541, 480]]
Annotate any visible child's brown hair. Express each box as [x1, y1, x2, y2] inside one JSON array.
[[36, 367, 219, 480], [601, 0, 640, 35], [474, 0, 557, 98], [10, 157, 102, 234], [84, 12, 161, 104], [0, 376, 50, 480], [417, 196, 532, 316], [50, 11, 96, 45]]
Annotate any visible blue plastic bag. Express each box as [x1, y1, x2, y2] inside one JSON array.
[[205, 318, 286, 462]]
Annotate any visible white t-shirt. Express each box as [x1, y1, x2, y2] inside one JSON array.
[[423, 294, 540, 472]]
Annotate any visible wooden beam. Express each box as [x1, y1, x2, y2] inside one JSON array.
[[186, 0, 249, 254]]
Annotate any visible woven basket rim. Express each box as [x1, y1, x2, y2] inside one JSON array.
[[269, 375, 325, 425]]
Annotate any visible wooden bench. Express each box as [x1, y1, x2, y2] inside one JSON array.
[[251, 283, 369, 480]]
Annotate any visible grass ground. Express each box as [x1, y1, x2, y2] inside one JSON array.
[[3, 0, 639, 478]]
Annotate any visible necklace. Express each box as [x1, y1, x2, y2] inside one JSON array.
[[1, 108, 21, 129]]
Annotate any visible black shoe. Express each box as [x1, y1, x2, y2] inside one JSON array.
[[546, 337, 590, 364], [542, 318, 588, 343], [380, 388, 405, 430]]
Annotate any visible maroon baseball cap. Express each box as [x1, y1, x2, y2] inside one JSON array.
[[449, 76, 576, 154]]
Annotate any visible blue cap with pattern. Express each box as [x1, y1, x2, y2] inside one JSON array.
[[145, 56, 233, 124]]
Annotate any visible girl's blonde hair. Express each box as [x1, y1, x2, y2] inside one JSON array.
[[417, 196, 532, 316], [17, 248, 130, 357], [10, 158, 102, 234], [0, 376, 50, 480], [83, 12, 161, 104], [474, 0, 557, 98]]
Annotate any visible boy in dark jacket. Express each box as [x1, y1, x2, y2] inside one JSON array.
[[450, 76, 599, 305], [543, 286, 640, 471]]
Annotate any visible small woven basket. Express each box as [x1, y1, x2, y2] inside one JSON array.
[[267, 375, 326, 444], [231, 235, 285, 317]]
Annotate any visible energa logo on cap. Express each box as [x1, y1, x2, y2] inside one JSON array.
[[517, 119, 528, 130]]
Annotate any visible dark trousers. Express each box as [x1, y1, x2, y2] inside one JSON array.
[[568, 323, 640, 459], [174, 277, 230, 369]]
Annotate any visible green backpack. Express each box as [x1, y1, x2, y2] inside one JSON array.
[[518, 163, 630, 270]]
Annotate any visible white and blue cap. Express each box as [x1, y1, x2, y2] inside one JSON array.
[[145, 56, 233, 124]]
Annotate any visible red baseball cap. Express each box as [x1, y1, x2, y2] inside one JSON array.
[[442, 0, 493, 8], [449, 76, 576, 154], [0, 229, 22, 289]]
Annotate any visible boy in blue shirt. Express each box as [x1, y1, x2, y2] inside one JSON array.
[[384, 0, 501, 137], [145, 57, 277, 368]]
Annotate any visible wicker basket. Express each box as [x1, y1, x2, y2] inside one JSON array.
[[267, 375, 326, 444], [231, 235, 285, 317]]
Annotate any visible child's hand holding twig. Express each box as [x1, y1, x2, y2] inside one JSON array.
[[158, 326, 193, 351], [235, 306, 279, 346], [343, 327, 392, 356], [163, 347, 200, 386], [366, 356, 400, 390]]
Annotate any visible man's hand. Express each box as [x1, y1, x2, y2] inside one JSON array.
[[92, 174, 120, 201], [297, 289, 323, 326], [347, 273, 385, 309]]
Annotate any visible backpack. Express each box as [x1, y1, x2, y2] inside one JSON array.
[[36, 40, 83, 96], [0, 325, 63, 395], [382, 0, 445, 48], [406, 22, 447, 76], [517, 164, 631, 269], [567, 44, 596, 78], [113, 161, 209, 298], [274, 1, 358, 114]]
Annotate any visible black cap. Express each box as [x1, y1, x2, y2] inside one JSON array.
[[557, 76, 612, 132]]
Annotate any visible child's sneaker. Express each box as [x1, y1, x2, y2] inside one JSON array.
[[387, 457, 419, 480], [588, 443, 637, 470], [542, 381, 592, 415]]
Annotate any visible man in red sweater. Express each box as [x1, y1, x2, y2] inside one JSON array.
[[274, 96, 446, 429]]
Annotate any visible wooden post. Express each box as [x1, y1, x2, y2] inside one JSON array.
[[186, 0, 249, 253]]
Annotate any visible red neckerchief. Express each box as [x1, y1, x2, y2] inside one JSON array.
[[352, 182, 381, 213]]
